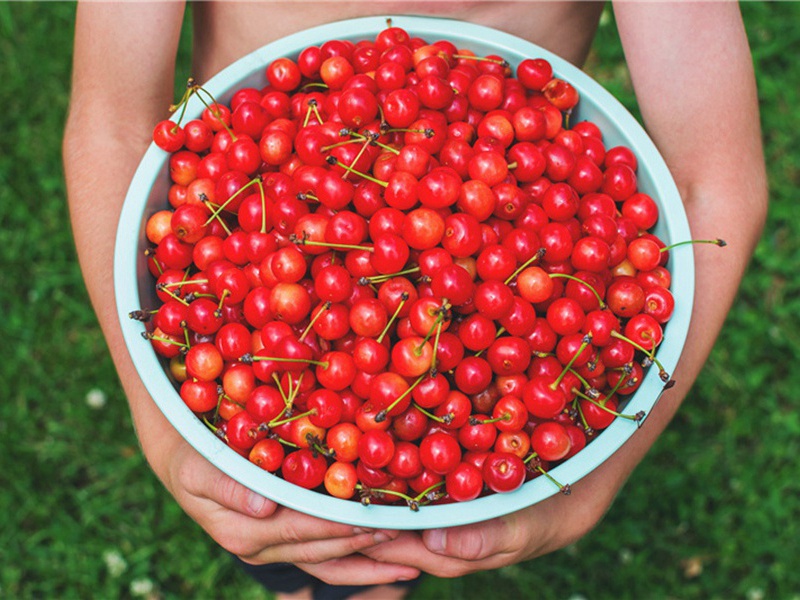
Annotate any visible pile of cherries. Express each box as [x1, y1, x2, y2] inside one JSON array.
[[139, 24, 680, 509]]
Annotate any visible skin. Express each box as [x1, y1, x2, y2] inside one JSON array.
[[64, 0, 767, 592]]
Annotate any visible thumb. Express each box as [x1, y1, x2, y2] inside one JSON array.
[[174, 446, 279, 518], [422, 517, 512, 561]]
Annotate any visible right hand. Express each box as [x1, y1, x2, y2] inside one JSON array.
[[159, 433, 422, 585]]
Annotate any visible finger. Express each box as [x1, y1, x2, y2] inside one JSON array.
[[196, 502, 399, 561], [241, 528, 404, 566], [172, 444, 278, 518], [298, 554, 422, 586], [422, 515, 522, 561], [362, 530, 515, 578]]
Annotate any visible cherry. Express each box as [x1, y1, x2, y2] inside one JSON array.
[[249, 438, 285, 472], [445, 462, 484, 502], [530, 421, 572, 462], [482, 451, 526, 493], [281, 448, 327, 490], [357, 429, 396, 470], [180, 379, 219, 413], [419, 431, 462, 475]]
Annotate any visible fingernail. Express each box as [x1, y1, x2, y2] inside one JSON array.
[[247, 492, 267, 515], [353, 527, 375, 535], [426, 528, 446, 553], [373, 531, 394, 543]]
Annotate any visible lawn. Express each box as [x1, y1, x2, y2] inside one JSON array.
[[1, 2, 798, 599]]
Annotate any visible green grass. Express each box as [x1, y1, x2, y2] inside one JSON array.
[[1, 2, 799, 599]]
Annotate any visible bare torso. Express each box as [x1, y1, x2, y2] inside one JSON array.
[[191, 1, 605, 81]]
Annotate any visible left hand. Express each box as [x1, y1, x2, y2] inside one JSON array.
[[360, 476, 613, 578]]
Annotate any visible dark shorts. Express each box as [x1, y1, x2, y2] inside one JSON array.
[[234, 557, 423, 600]]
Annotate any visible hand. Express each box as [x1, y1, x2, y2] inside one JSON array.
[[359, 472, 613, 578], [157, 431, 422, 585]]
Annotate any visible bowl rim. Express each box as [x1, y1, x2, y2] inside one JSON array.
[[114, 14, 694, 530]]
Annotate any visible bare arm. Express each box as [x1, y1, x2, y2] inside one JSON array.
[[363, 2, 767, 576], [64, 2, 417, 584]]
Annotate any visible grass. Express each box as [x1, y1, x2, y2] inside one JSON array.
[[1, 2, 799, 598]]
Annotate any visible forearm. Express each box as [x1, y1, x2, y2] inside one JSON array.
[[594, 2, 768, 487], [64, 1, 187, 480]]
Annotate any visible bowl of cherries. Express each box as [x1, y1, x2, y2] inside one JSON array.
[[115, 15, 697, 530]]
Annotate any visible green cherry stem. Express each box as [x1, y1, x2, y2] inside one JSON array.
[[376, 373, 427, 423], [609, 330, 670, 381], [661, 238, 726, 252], [573, 387, 645, 424], [550, 333, 593, 391], [299, 301, 332, 342], [412, 402, 452, 425], [504, 247, 547, 285], [548, 273, 606, 309], [326, 156, 389, 187], [192, 85, 238, 141], [290, 232, 374, 253], [203, 177, 263, 225], [376, 292, 409, 344]]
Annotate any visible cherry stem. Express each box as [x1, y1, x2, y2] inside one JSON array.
[[267, 407, 317, 429], [299, 301, 332, 342], [141, 331, 189, 349], [167, 78, 198, 129], [384, 127, 435, 138], [326, 156, 388, 187], [429, 320, 444, 376], [377, 293, 409, 344], [573, 399, 592, 432], [204, 177, 262, 225], [469, 413, 510, 426], [162, 278, 209, 289], [550, 333, 593, 391], [192, 85, 237, 140], [360, 266, 420, 285], [417, 307, 449, 354], [566, 368, 599, 398], [258, 179, 267, 233], [154, 284, 190, 306], [376, 373, 427, 422], [349, 130, 400, 155], [342, 138, 373, 181], [320, 138, 363, 152], [299, 82, 330, 92], [247, 355, 330, 369], [534, 463, 571, 495], [573, 387, 645, 424], [215, 289, 230, 314], [412, 402, 452, 425], [452, 54, 509, 68], [297, 192, 320, 202], [302, 99, 324, 128], [607, 363, 634, 397], [548, 273, 606, 309], [203, 201, 232, 236], [504, 247, 547, 285], [609, 330, 670, 381], [660, 238, 726, 252], [290, 233, 373, 253], [272, 373, 289, 405]]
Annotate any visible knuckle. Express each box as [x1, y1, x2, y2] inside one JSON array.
[[213, 473, 242, 509], [213, 530, 254, 558], [290, 545, 324, 565], [276, 521, 304, 544], [451, 530, 491, 560]]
